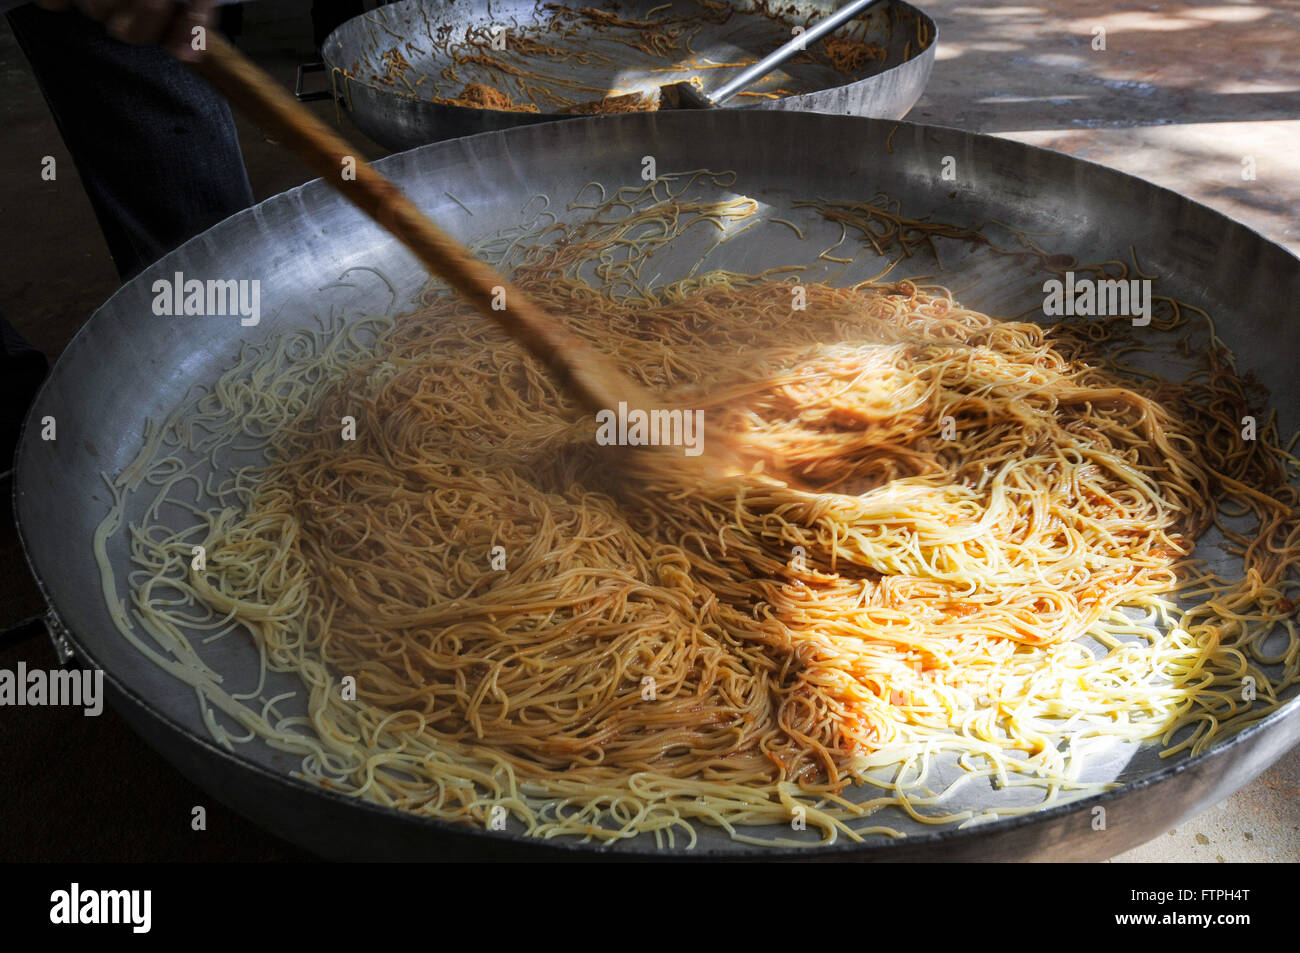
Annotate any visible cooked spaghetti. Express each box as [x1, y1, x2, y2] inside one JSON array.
[[359, 1, 903, 114], [95, 172, 1300, 847]]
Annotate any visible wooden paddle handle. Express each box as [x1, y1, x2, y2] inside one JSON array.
[[190, 32, 656, 415]]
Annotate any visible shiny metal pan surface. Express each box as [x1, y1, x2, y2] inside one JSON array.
[[15, 111, 1300, 859]]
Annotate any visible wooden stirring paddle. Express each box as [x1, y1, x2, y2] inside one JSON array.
[[190, 32, 673, 428]]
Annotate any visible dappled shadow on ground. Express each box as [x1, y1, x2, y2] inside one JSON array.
[[912, 0, 1299, 131]]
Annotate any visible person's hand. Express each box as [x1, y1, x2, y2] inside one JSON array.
[[34, 0, 215, 60]]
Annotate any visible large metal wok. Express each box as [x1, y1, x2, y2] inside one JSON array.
[[316, 0, 936, 149], [15, 111, 1300, 860]]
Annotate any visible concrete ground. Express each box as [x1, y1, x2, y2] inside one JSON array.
[[0, 0, 1296, 861]]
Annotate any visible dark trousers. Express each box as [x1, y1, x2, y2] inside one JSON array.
[[2, 4, 257, 465], [7, 3, 255, 282]]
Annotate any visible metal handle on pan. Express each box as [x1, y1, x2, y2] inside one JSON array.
[[295, 62, 334, 103], [0, 608, 74, 664]]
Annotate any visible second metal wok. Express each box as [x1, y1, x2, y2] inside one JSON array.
[[315, 0, 937, 149], [14, 111, 1300, 859]]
